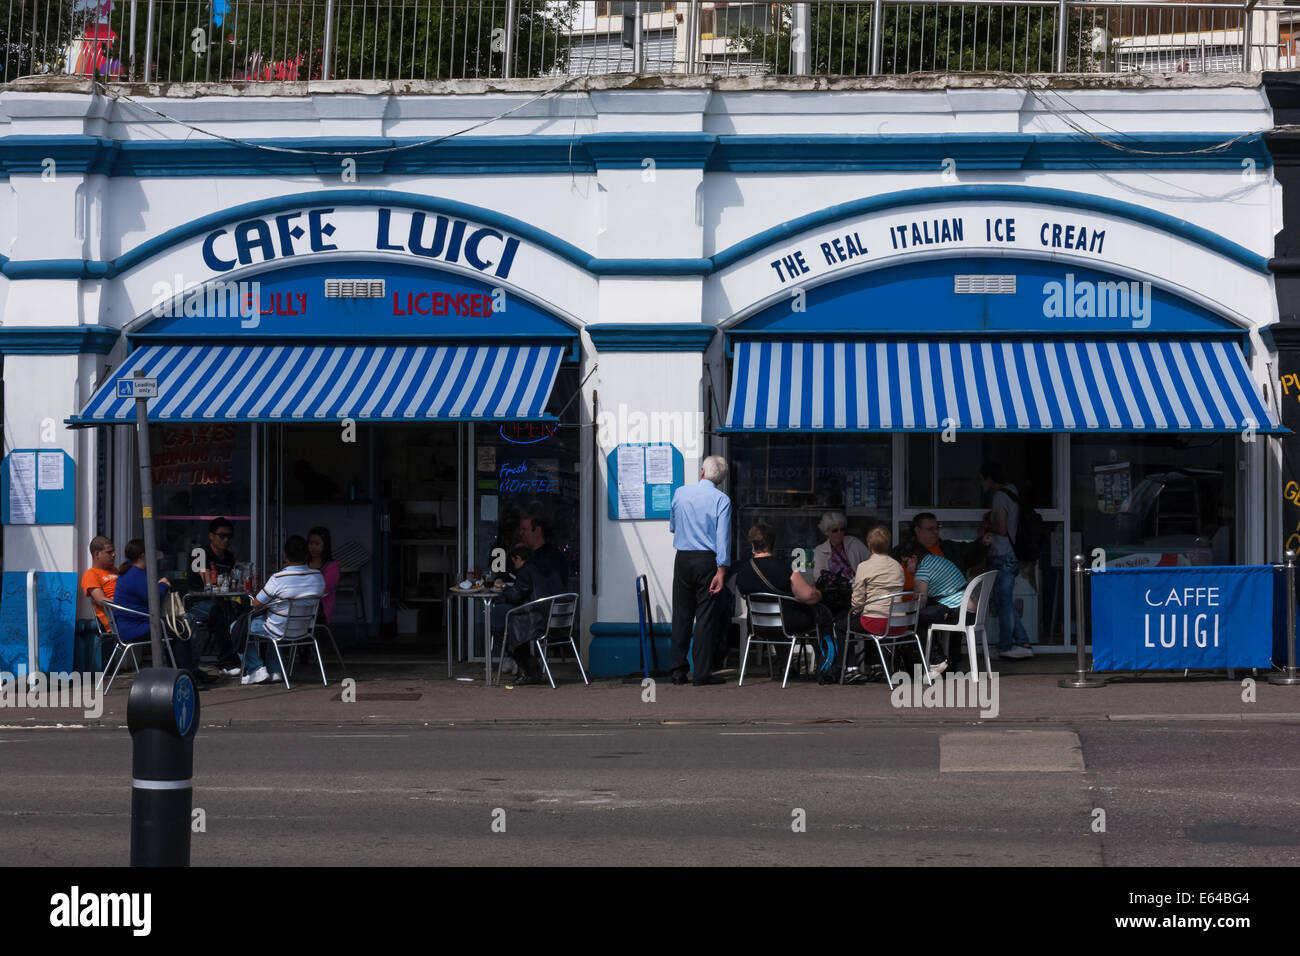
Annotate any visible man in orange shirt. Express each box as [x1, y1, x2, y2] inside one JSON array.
[[80, 536, 118, 630]]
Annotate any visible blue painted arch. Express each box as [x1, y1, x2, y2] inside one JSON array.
[[724, 256, 1252, 340], [709, 184, 1271, 276], [0, 184, 1270, 283]]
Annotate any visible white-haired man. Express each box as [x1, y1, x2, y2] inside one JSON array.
[[668, 455, 732, 686]]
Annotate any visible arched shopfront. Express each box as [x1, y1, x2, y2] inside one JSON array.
[[69, 197, 595, 663], [711, 189, 1283, 652]]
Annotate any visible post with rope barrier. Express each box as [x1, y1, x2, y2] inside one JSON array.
[[1059, 554, 1106, 689], [1269, 550, 1300, 686]]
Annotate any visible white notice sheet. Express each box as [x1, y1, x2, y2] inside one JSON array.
[[8, 452, 36, 524], [616, 445, 646, 519], [38, 452, 64, 491], [644, 445, 674, 485]]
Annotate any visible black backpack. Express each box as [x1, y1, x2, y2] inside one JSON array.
[[1003, 488, 1044, 564]]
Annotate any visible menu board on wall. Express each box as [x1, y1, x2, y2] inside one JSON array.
[[607, 443, 685, 520], [1, 450, 74, 525]]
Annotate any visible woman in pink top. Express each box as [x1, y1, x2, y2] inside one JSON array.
[[308, 526, 340, 622]]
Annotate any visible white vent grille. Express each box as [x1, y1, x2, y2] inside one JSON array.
[[954, 274, 1016, 295], [325, 279, 386, 298]]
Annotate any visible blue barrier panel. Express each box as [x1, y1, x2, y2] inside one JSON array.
[[1091, 566, 1276, 671]]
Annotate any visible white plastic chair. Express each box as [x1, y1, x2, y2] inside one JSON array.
[[739, 592, 820, 688], [924, 570, 999, 686], [842, 590, 928, 689]]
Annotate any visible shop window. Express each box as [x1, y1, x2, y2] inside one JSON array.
[[1071, 435, 1236, 568], [463, 367, 584, 658], [282, 424, 370, 504], [906, 434, 1053, 511], [731, 434, 893, 565], [149, 423, 252, 578]]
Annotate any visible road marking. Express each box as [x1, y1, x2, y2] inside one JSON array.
[[519, 733, 615, 737], [718, 731, 825, 736], [310, 733, 409, 739]]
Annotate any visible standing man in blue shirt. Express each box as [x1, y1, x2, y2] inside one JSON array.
[[669, 455, 732, 686]]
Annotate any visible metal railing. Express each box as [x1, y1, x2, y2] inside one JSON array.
[[3, 0, 1298, 85]]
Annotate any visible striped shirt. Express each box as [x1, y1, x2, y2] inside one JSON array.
[[915, 554, 967, 609]]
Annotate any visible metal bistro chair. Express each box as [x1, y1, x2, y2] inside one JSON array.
[[841, 591, 926, 690], [94, 599, 177, 694], [239, 594, 328, 690], [495, 592, 586, 689], [925, 570, 1000, 686], [739, 593, 820, 688]]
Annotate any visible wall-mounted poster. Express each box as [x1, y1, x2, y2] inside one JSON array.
[[607, 443, 685, 520]]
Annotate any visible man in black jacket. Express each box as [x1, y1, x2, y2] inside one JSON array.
[[495, 546, 563, 684]]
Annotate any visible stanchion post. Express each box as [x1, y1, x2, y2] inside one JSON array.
[[1269, 549, 1300, 685], [1060, 553, 1106, 688], [128, 669, 198, 866]]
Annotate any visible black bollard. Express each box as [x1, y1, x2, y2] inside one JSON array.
[[127, 668, 199, 866]]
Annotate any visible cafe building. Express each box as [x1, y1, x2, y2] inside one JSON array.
[[0, 76, 1286, 675]]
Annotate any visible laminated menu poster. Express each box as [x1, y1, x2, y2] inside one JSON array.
[[2, 449, 74, 525], [617, 446, 646, 519], [608, 443, 684, 520], [7, 452, 35, 524]]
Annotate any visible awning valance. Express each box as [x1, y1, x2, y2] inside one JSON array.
[[723, 338, 1282, 433], [72, 343, 565, 424]]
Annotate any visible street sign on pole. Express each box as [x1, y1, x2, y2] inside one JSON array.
[[117, 377, 158, 399]]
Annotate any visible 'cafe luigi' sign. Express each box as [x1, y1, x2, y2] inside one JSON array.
[[201, 206, 522, 279]]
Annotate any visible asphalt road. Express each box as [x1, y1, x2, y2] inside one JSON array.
[[3, 720, 1298, 866]]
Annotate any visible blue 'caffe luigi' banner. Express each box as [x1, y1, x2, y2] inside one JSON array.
[[1091, 566, 1277, 671]]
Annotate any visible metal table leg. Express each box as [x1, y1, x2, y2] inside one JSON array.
[[482, 596, 494, 685], [446, 596, 453, 680]]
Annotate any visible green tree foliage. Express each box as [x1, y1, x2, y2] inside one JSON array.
[[2, 0, 577, 83], [733, 2, 1099, 75]]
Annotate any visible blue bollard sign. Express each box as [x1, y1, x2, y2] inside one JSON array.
[[1090, 566, 1276, 671]]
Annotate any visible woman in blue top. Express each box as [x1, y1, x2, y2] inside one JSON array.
[[115, 539, 201, 676]]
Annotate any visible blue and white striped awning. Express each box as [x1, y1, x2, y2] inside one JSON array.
[[72, 343, 565, 424], [724, 338, 1282, 433]]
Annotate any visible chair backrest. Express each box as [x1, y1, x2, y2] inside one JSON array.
[[957, 570, 1000, 627], [745, 592, 785, 633], [886, 591, 921, 633], [544, 593, 579, 639], [745, 592, 812, 637], [262, 594, 323, 640], [94, 599, 150, 644]]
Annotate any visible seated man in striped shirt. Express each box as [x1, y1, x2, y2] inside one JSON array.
[[901, 541, 967, 676]]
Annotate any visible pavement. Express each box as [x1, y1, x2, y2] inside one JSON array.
[[7, 655, 1300, 727]]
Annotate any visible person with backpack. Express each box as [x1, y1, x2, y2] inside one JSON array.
[[980, 461, 1033, 660]]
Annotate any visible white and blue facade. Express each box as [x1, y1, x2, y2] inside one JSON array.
[[0, 77, 1286, 674]]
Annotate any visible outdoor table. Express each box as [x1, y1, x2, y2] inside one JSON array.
[[446, 586, 502, 683], [182, 588, 253, 610]]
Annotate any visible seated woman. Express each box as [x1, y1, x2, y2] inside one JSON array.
[[113, 539, 202, 677], [812, 511, 871, 585], [493, 546, 563, 685], [307, 526, 340, 625], [733, 523, 839, 683], [849, 526, 939, 681], [850, 525, 906, 635]]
